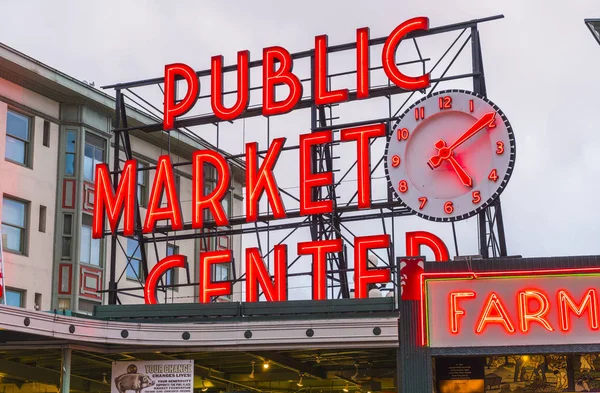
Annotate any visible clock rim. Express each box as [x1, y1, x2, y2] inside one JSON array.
[[384, 89, 516, 223]]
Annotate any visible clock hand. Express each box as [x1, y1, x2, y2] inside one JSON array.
[[447, 156, 473, 188], [428, 111, 496, 169]]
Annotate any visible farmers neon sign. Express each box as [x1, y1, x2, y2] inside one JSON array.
[[93, 16, 450, 305], [422, 269, 600, 347]]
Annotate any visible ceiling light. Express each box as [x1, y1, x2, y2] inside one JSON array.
[[315, 355, 321, 364], [297, 375, 304, 387], [343, 384, 349, 392], [263, 361, 270, 370], [250, 361, 255, 379], [201, 379, 208, 392]]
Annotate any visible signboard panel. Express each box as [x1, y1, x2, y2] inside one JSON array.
[[111, 360, 194, 393], [425, 272, 600, 347]]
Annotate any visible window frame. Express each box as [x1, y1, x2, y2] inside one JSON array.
[[64, 129, 78, 177], [1, 195, 29, 255], [79, 214, 102, 267], [5, 109, 33, 168], [4, 288, 25, 308], [61, 213, 73, 259], [83, 132, 106, 182]]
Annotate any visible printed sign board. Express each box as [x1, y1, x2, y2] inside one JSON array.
[[111, 360, 194, 393], [424, 270, 600, 347]]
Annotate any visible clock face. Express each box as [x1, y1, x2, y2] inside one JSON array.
[[385, 89, 516, 222]]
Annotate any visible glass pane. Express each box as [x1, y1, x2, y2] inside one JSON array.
[[61, 237, 71, 258], [63, 215, 72, 235], [2, 198, 26, 226], [65, 153, 75, 176], [7, 111, 29, 140], [80, 226, 91, 264], [127, 261, 139, 280], [90, 238, 100, 266], [165, 269, 173, 286], [94, 146, 103, 162], [167, 244, 176, 256], [66, 131, 76, 153], [5, 290, 22, 307], [138, 164, 145, 184], [127, 239, 140, 258], [83, 145, 94, 181], [5, 136, 26, 164], [2, 224, 22, 252]]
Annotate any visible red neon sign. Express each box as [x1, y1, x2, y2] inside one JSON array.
[[161, 18, 430, 128], [92, 160, 137, 238], [143, 155, 183, 233]]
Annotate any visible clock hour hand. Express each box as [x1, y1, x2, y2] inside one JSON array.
[[428, 111, 496, 169], [447, 156, 473, 188]]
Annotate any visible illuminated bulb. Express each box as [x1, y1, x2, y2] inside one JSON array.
[[297, 375, 304, 387], [343, 384, 349, 392], [263, 361, 270, 370]]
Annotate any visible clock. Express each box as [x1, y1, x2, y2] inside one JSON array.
[[385, 89, 516, 222]]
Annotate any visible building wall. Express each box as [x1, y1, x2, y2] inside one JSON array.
[[0, 77, 60, 311]]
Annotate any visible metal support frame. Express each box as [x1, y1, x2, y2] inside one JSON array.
[[102, 14, 508, 303], [471, 26, 508, 259]]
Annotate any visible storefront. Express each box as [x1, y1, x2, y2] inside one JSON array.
[[421, 256, 600, 393], [0, 298, 399, 393]]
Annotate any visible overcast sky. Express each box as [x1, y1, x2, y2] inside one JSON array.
[[1, 1, 599, 298]]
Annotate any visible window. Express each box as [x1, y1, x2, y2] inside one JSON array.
[[165, 244, 178, 288], [80, 215, 101, 266], [126, 239, 143, 281], [138, 162, 148, 207], [222, 192, 232, 218], [65, 130, 77, 176], [214, 263, 230, 282], [83, 133, 105, 182], [57, 298, 70, 310], [61, 214, 73, 258], [5, 289, 24, 307], [43, 121, 50, 147], [5, 110, 31, 166], [2, 196, 28, 254], [39, 205, 47, 233]]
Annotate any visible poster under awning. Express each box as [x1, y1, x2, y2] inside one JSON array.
[[112, 360, 194, 393]]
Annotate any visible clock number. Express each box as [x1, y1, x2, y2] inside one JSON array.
[[397, 128, 410, 141], [414, 107, 425, 121], [469, 99, 474, 112], [488, 169, 499, 182], [391, 155, 401, 167], [496, 141, 504, 155], [418, 197, 427, 210], [472, 191, 481, 204], [444, 201, 454, 214], [438, 96, 452, 110], [488, 117, 497, 128], [398, 180, 408, 193]]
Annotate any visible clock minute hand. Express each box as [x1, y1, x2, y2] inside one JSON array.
[[447, 111, 496, 151], [428, 111, 496, 169]]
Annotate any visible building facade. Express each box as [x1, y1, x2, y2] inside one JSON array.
[[0, 42, 245, 313]]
